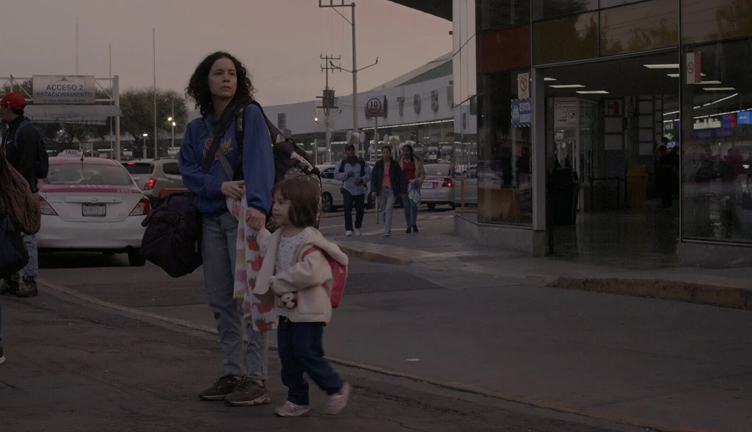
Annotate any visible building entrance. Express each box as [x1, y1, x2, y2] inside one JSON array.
[[542, 52, 681, 263]]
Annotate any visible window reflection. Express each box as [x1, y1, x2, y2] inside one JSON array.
[[532, 0, 598, 21], [534, 12, 599, 64], [600, 0, 678, 56], [681, 40, 752, 243], [682, 0, 752, 43], [477, 72, 533, 225], [477, 0, 531, 30]]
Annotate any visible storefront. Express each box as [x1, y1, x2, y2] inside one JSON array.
[[456, 0, 752, 263]]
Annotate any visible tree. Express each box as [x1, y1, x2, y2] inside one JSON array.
[[120, 89, 189, 158]]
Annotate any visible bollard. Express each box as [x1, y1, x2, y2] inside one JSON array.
[[461, 177, 466, 215]]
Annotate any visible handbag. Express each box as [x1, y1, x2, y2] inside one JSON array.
[[0, 213, 29, 279]]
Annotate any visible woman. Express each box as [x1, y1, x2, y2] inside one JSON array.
[[179, 52, 274, 406], [399, 144, 425, 233], [370, 146, 406, 237]]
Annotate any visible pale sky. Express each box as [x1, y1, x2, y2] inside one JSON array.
[[1, 0, 451, 106]]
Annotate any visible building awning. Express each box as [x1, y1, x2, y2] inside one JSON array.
[[24, 105, 122, 126], [387, 1, 451, 20]]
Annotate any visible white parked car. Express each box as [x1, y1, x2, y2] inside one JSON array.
[[36, 157, 151, 266], [421, 163, 456, 210]]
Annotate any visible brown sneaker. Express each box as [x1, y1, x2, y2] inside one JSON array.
[[0, 278, 19, 296], [224, 378, 271, 407], [199, 374, 243, 401], [16, 277, 38, 298]]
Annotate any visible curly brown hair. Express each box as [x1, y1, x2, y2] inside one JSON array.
[[185, 52, 255, 117]]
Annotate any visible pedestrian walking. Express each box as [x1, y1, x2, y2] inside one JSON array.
[[370, 146, 406, 237], [398, 144, 425, 234], [0, 92, 43, 298], [253, 177, 350, 417], [179, 52, 275, 406], [335, 143, 370, 237]]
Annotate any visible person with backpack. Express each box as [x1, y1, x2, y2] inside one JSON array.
[[179, 52, 275, 406], [398, 144, 425, 234], [0, 92, 46, 298], [370, 146, 406, 237], [334, 143, 370, 237], [252, 177, 350, 417]]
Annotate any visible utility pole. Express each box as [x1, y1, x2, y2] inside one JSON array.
[[319, 55, 341, 163], [318, 1, 378, 158], [152, 28, 158, 159]]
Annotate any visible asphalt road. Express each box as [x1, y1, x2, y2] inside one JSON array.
[[0, 290, 636, 432]]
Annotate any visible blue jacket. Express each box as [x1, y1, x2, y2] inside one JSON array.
[[370, 158, 406, 196], [179, 104, 274, 216], [334, 158, 371, 196]]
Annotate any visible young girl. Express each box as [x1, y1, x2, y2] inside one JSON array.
[[251, 177, 350, 417]]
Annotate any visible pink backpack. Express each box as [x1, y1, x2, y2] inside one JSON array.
[[302, 246, 347, 308]]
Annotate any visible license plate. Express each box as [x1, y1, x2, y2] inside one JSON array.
[[422, 183, 436, 189], [82, 204, 106, 217]]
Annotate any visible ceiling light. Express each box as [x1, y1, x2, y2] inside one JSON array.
[[550, 84, 585, 88], [703, 87, 736, 91], [544, 78, 557, 82], [698, 80, 722, 85], [668, 73, 706, 78], [644, 64, 680, 69], [576, 90, 609, 94]]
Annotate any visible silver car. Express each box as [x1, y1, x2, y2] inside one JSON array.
[[421, 163, 456, 210], [123, 159, 184, 206]]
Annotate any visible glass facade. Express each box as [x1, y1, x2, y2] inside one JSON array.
[[476, 0, 752, 249], [476, 71, 533, 224], [680, 39, 752, 243]]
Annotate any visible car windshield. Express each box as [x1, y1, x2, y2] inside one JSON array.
[[44, 164, 134, 186], [425, 164, 451, 176], [123, 163, 154, 175]]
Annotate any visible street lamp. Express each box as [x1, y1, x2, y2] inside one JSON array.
[[168, 117, 176, 149], [142, 133, 149, 159]]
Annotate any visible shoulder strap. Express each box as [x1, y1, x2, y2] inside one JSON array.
[[337, 159, 346, 173], [248, 100, 285, 144], [302, 245, 321, 259], [202, 117, 234, 179], [359, 158, 366, 177], [13, 120, 31, 148]]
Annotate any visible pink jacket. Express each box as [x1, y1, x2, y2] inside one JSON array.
[[253, 228, 348, 324]]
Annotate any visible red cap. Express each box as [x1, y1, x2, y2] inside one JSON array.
[[0, 92, 26, 111]]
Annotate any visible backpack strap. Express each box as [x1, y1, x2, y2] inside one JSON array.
[[202, 117, 234, 180], [359, 158, 366, 177], [302, 245, 321, 259]]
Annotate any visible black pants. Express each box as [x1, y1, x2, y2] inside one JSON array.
[[343, 191, 365, 231]]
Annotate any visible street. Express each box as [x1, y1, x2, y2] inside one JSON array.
[[1, 209, 750, 432]]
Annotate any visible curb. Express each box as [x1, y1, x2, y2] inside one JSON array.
[[35, 278, 719, 432], [335, 241, 412, 265], [548, 277, 752, 310]]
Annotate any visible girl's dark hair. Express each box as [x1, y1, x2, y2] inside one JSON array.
[[381, 146, 392, 154], [272, 178, 321, 228], [186, 51, 255, 117], [401, 144, 415, 162]]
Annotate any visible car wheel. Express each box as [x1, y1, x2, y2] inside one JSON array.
[[128, 250, 146, 267], [427, 203, 436, 210], [450, 203, 456, 210], [322, 193, 334, 213]]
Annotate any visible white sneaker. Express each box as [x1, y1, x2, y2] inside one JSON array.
[[275, 401, 311, 417], [354, 228, 362, 236], [325, 382, 351, 415], [345, 230, 353, 237], [384, 231, 390, 237]]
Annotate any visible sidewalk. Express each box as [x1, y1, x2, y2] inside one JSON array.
[[333, 214, 752, 310]]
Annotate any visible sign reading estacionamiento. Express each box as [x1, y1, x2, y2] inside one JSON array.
[[33, 75, 96, 104]]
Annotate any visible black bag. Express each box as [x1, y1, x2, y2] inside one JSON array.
[[140, 192, 203, 278], [139, 102, 242, 277], [0, 214, 29, 279]]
